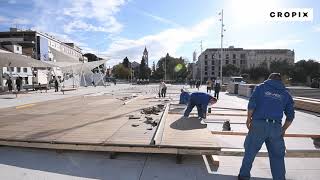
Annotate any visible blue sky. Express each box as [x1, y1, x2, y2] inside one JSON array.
[[0, 0, 319, 66]]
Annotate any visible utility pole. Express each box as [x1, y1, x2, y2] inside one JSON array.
[[200, 40, 203, 85], [164, 55, 167, 82], [219, 9, 225, 83]]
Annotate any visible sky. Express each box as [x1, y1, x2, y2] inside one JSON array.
[[0, 0, 319, 67]]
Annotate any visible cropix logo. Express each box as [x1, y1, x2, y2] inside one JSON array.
[[268, 8, 313, 22]]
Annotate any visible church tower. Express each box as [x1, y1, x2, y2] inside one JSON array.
[[142, 46, 148, 67]]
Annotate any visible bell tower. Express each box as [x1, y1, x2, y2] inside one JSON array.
[[143, 46, 148, 67]]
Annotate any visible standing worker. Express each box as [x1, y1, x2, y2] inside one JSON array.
[[238, 73, 295, 180], [183, 92, 217, 123]]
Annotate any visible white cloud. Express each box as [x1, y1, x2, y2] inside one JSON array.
[[63, 0, 126, 34], [8, 0, 16, 4], [12, 18, 30, 25], [0, 16, 9, 23], [314, 25, 320, 32], [64, 20, 122, 33], [103, 16, 217, 66], [140, 11, 181, 27]]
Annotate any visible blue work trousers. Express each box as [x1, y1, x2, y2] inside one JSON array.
[[183, 99, 206, 118], [239, 120, 286, 180]]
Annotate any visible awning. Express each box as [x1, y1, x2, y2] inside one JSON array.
[[50, 47, 79, 63], [0, 51, 56, 68], [45, 59, 108, 74]]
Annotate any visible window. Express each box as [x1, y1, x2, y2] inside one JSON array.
[[205, 72, 208, 75], [205, 54, 208, 59], [17, 67, 21, 73], [10, 67, 14, 72], [226, 60, 229, 64], [23, 68, 28, 73], [205, 66, 208, 71], [211, 66, 215, 70], [219, 54, 221, 58], [16, 46, 20, 51], [211, 60, 215, 65], [211, 71, 215, 75], [233, 60, 236, 64], [240, 54, 246, 59], [212, 54, 214, 59], [205, 61, 208, 65], [226, 54, 229, 59], [233, 54, 236, 59]]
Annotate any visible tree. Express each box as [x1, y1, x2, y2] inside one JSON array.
[[222, 64, 240, 77], [291, 59, 320, 83], [112, 64, 131, 79], [269, 61, 294, 76], [247, 62, 270, 82], [153, 53, 188, 82], [122, 57, 130, 68], [139, 58, 151, 79]]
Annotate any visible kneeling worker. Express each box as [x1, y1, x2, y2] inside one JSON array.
[[183, 92, 217, 123], [179, 89, 190, 105]]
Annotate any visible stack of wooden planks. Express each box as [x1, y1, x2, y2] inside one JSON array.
[[294, 97, 320, 113]]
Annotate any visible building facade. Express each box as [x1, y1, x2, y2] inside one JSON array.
[[0, 28, 83, 63], [196, 46, 294, 82], [0, 28, 85, 87]]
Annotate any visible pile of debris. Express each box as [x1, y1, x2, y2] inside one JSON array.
[[141, 104, 164, 115]]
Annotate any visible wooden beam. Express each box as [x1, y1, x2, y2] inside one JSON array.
[[211, 131, 320, 138]]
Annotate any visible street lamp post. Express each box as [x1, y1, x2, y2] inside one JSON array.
[[219, 9, 225, 83]]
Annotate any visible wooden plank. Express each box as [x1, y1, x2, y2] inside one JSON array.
[[153, 103, 170, 145], [159, 114, 221, 148], [0, 140, 220, 155], [210, 130, 320, 138]]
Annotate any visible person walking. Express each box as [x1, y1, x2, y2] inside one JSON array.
[[183, 92, 217, 123], [206, 79, 213, 93], [6, 78, 13, 92], [238, 73, 295, 180], [214, 83, 221, 99], [54, 79, 59, 92], [16, 76, 22, 92], [196, 80, 200, 91]]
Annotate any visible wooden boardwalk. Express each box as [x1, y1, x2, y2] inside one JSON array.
[[0, 87, 319, 157]]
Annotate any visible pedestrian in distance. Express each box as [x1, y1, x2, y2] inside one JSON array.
[[206, 79, 213, 93], [214, 83, 221, 99], [16, 76, 22, 92], [183, 92, 217, 124], [196, 80, 200, 91], [54, 79, 59, 92], [238, 73, 295, 180], [6, 78, 13, 92]]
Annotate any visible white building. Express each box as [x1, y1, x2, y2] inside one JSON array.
[[196, 46, 294, 82], [0, 28, 85, 87]]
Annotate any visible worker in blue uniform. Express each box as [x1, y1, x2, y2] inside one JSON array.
[[183, 92, 217, 120], [179, 89, 190, 105], [238, 73, 295, 180]]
